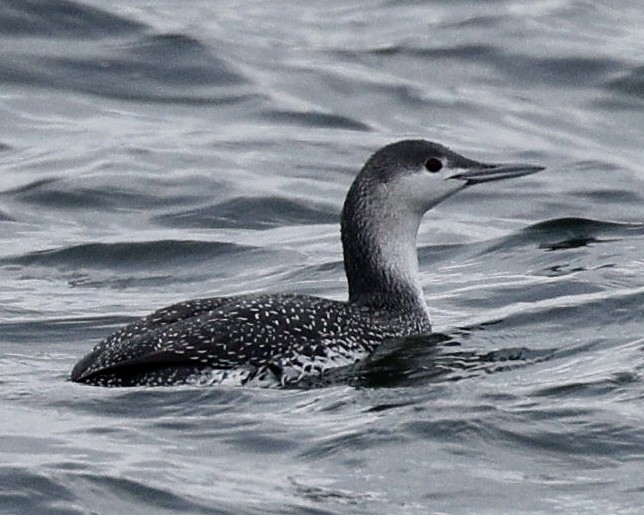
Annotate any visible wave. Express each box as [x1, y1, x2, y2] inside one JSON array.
[[154, 196, 338, 229], [0, 1, 255, 105], [1, 240, 268, 270], [0, 0, 145, 38], [474, 217, 644, 255]]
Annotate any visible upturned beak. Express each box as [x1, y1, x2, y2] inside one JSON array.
[[450, 163, 545, 185]]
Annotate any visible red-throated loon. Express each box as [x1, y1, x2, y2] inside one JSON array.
[[71, 139, 544, 387]]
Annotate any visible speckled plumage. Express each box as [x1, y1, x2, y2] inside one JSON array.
[[71, 140, 543, 387], [71, 293, 429, 387]]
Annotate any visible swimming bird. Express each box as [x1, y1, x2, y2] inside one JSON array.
[[71, 140, 543, 387]]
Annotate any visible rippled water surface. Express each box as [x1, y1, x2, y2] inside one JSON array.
[[1, 0, 643, 513]]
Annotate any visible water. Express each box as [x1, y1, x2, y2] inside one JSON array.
[[1, 0, 643, 512]]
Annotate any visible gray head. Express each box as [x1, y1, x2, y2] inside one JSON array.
[[347, 139, 543, 216], [341, 139, 543, 317]]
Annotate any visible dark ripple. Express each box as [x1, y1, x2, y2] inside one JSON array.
[[1, 240, 271, 270], [154, 196, 337, 229], [0, 0, 145, 37], [69, 473, 227, 514], [361, 43, 497, 60], [8, 181, 196, 211], [224, 431, 297, 454], [405, 401, 644, 463], [498, 55, 622, 87], [605, 65, 644, 99], [481, 217, 644, 255], [496, 288, 644, 330], [0, 31, 255, 104], [339, 43, 621, 88], [530, 217, 644, 251], [490, 52, 620, 88], [0, 315, 126, 345], [0, 467, 78, 515], [403, 418, 484, 442], [528, 217, 643, 234], [1, 177, 56, 195], [261, 109, 371, 131], [571, 189, 643, 204], [443, 14, 505, 29], [120, 33, 246, 87], [66, 387, 278, 432], [495, 414, 644, 460], [531, 371, 641, 398], [65, 386, 242, 419], [0, 209, 16, 221], [290, 478, 379, 508], [299, 427, 398, 460]]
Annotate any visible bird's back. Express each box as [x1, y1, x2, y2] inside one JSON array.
[[71, 293, 429, 387]]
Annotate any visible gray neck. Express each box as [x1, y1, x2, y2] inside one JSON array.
[[341, 178, 430, 324]]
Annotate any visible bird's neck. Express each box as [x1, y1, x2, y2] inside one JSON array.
[[341, 184, 430, 325]]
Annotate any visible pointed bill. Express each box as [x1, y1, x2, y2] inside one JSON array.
[[450, 163, 545, 185]]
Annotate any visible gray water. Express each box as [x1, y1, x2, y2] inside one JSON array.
[[1, 0, 643, 513]]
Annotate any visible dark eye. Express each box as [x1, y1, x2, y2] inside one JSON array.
[[425, 158, 443, 173]]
